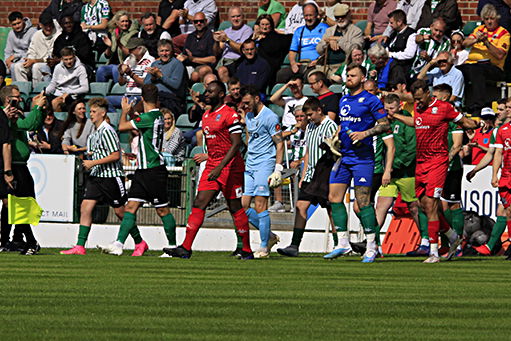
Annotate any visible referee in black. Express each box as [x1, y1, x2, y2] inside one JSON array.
[[0, 85, 46, 255]]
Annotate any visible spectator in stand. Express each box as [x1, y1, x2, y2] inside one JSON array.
[[308, 71, 338, 122], [316, 4, 364, 78], [450, 30, 469, 65], [4, 12, 38, 79], [80, 0, 111, 54], [138, 13, 172, 59], [43, 0, 83, 24], [368, 43, 407, 91], [478, 0, 511, 33], [158, 0, 185, 37], [177, 12, 216, 83], [381, 0, 426, 39], [385, 9, 417, 72], [458, 4, 510, 117], [46, 47, 89, 112], [284, 0, 318, 35], [321, 0, 342, 27], [364, 0, 397, 44], [180, 0, 217, 31], [331, 46, 375, 88], [12, 12, 60, 85], [467, 107, 497, 165], [228, 39, 271, 94], [252, 14, 292, 86], [214, 7, 253, 82], [145, 39, 186, 117], [161, 108, 186, 163], [410, 17, 450, 78], [224, 77, 242, 109], [276, 3, 329, 83], [258, 0, 287, 30], [61, 100, 95, 156], [416, 51, 464, 107], [107, 37, 155, 112], [416, 0, 462, 35], [270, 75, 307, 128], [96, 11, 140, 83], [50, 16, 95, 73], [28, 111, 64, 154]]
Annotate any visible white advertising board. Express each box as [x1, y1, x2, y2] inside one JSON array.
[[462, 165, 499, 219], [27, 154, 76, 222]]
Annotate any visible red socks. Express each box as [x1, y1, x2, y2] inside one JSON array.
[[428, 220, 440, 243], [232, 209, 252, 252], [182, 207, 205, 251]]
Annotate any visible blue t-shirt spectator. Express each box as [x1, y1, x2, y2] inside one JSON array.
[[290, 22, 329, 61]]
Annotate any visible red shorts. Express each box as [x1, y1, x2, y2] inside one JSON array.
[[415, 158, 448, 199], [498, 177, 511, 208], [197, 163, 244, 199]]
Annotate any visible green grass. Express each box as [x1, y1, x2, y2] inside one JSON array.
[[0, 250, 509, 340]]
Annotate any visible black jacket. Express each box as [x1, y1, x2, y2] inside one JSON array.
[[43, 0, 83, 23], [417, 0, 462, 35], [53, 22, 95, 68]]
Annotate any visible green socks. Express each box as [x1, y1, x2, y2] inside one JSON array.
[[117, 212, 136, 244], [450, 208, 464, 236], [161, 213, 177, 245], [77, 225, 91, 246], [291, 227, 305, 247], [487, 216, 507, 251], [359, 205, 377, 235], [129, 226, 143, 244], [418, 209, 430, 239], [331, 202, 348, 232]]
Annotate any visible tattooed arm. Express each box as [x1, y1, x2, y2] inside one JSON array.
[[272, 132, 285, 166], [348, 117, 391, 143]]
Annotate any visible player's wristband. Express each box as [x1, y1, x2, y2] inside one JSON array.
[[274, 164, 284, 173], [3, 170, 12, 176]]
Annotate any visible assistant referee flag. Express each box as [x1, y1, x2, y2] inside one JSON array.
[[7, 194, 43, 226]]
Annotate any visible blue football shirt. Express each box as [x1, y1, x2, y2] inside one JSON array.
[[245, 105, 281, 170], [290, 22, 329, 61], [337, 90, 387, 163]]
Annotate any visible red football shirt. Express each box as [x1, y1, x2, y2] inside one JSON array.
[[414, 98, 463, 163], [471, 127, 494, 165], [494, 122, 511, 178], [202, 104, 244, 169]]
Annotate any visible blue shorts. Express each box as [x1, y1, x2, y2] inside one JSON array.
[[244, 168, 272, 197], [329, 159, 374, 187]]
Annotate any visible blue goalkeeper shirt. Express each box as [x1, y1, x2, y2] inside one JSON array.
[[337, 90, 387, 164], [245, 105, 281, 171]]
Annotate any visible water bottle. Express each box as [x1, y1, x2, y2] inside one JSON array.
[[341, 126, 361, 147]]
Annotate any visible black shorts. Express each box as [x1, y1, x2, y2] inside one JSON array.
[[441, 169, 463, 203], [83, 176, 127, 208], [0, 164, 35, 199], [298, 181, 330, 208], [128, 165, 169, 207], [370, 173, 383, 203]]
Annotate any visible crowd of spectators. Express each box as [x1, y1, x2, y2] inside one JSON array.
[[0, 0, 510, 172]]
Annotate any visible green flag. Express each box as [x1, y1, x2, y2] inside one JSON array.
[[7, 194, 43, 226]]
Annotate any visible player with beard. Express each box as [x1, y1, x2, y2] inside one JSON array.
[[164, 81, 253, 259], [391, 80, 476, 263], [326, 63, 390, 263]]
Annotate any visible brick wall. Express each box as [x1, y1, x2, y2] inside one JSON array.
[[0, 0, 479, 27]]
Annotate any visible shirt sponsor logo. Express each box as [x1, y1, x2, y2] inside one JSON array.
[[358, 97, 365, 103], [432, 107, 438, 114], [203, 126, 216, 139]]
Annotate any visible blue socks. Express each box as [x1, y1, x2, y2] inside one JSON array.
[[257, 210, 271, 247], [246, 208, 259, 229]]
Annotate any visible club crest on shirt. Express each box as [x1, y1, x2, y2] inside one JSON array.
[[432, 107, 438, 114], [340, 104, 351, 116], [358, 97, 365, 103], [216, 114, 221, 121], [275, 123, 281, 131]]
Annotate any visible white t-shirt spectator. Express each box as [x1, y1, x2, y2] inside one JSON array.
[[124, 51, 155, 96]]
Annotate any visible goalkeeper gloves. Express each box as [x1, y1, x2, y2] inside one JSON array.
[[268, 163, 284, 188]]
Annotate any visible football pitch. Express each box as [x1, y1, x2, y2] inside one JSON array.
[[0, 250, 509, 340]]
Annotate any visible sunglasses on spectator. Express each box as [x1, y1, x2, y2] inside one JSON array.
[[437, 59, 448, 64], [334, 15, 347, 20], [193, 19, 206, 24]]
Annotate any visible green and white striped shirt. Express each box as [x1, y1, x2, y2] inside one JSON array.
[[411, 28, 451, 75], [81, 0, 110, 39], [130, 109, 165, 169], [87, 121, 123, 178], [303, 117, 338, 182]]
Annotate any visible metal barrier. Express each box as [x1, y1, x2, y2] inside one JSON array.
[[76, 159, 197, 227]]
